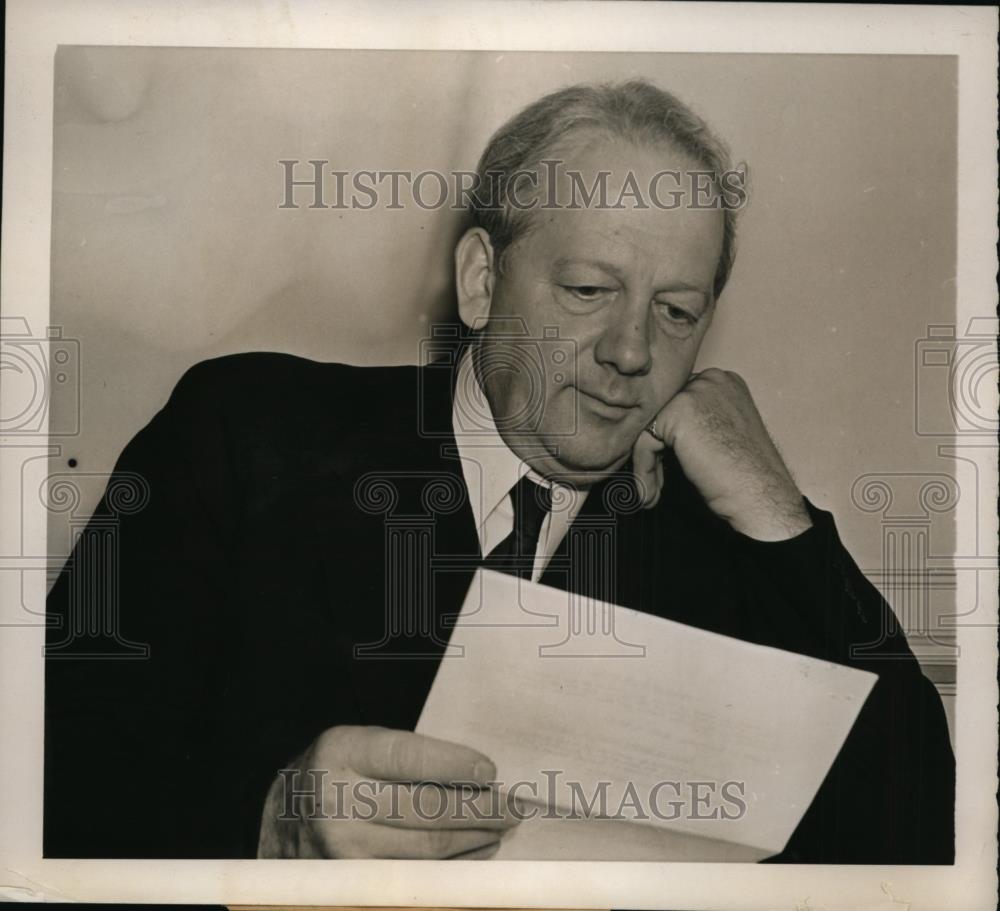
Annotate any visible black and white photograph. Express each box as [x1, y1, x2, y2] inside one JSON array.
[[1, 2, 997, 908]]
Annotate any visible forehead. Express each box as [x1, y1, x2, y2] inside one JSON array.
[[513, 135, 726, 290]]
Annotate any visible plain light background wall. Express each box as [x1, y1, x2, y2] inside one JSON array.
[[48, 48, 958, 718]]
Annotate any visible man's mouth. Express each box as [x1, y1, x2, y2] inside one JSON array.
[[576, 387, 640, 418]]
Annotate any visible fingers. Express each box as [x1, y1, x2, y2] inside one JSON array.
[[637, 457, 664, 509], [345, 822, 503, 860], [653, 458, 664, 508], [632, 433, 663, 508], [687, 367, 717, 382], [452, 840, 502, 860], [346, 727, 496, 786], [287, 727, 515, 859], [632, 366, 739, 509], [633, 428, 664, 468], [652, 382, 700, 448], [685, 366, 746, 390], [368, 781, 520, 831]]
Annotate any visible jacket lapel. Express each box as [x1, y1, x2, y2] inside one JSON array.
[[305, 362, 479, 728]]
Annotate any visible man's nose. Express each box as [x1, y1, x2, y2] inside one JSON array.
[[593, 304, 653, 376]]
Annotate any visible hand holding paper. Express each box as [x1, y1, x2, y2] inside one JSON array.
[[257, 724, 519, 859], [417, 570, 878, 861]]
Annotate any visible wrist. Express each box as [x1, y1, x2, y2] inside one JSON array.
[[726, 492, 813, 542], [257, 772, 292, 858], [258, 754, 324, 859]]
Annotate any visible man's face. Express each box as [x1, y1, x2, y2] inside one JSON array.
[[475, 136, 725, 485]]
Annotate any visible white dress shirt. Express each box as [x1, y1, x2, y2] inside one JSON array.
[[451, 347, 588, 582]]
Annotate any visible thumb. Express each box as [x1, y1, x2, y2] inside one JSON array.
[[649, 390, 689, 449], [351, 728, 496, 786], [632, 423, 666, 508]]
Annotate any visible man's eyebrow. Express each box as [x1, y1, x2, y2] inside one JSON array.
[[553, 257, 627, 281], [654, 281, 709, 303]]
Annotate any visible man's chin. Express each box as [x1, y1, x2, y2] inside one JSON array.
[[536, 441, 633, 487]]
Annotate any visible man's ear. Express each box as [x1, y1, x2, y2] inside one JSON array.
[[454, 227, 496, 330]]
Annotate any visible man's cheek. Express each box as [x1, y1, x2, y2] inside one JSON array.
[[580, 408, 642, 451], [541, 386, 581, 437], [624, 412, 655, 451], [651, 373, 693, 413]]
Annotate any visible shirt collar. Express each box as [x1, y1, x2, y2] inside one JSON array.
[[451, 345, 550, 537]]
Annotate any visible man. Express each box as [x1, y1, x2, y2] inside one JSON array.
[[45, 80, 954, 862]]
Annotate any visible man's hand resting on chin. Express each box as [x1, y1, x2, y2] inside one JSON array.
[[258, 726, 519, 858], [632, 368, 813, 542]]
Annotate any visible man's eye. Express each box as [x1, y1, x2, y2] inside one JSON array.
[[566, 285, 608, 300], [659, 302, 695, 323]]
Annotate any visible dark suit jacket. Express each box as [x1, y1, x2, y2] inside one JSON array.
[[44, 352, 955, 862]]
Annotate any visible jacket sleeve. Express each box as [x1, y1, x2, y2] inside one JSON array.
[[44, 360, 257, 858], [729, 499, 955, 864]]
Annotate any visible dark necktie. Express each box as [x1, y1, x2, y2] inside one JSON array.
[[482, 475, 554, 579]]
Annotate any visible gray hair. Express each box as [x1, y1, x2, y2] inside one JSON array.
[[470, 79, 740, 300]]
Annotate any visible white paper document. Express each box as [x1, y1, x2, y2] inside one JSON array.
[[417, 569, 878, 861]]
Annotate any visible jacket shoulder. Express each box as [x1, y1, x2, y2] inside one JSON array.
[[173, 352, 414, 399], [166, 353, 422, 422]]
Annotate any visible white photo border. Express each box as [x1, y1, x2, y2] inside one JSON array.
[[1, 1, 996, 908]]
